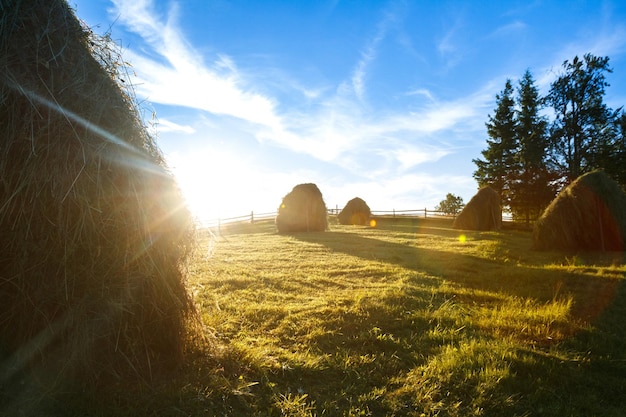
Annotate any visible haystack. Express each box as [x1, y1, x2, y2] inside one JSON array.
[[532, 170, 626, 251], [453, 186, 502, 230], [338, 197, 371, 225], [276, 183, 328, 232], [0, 0, 196, 402]]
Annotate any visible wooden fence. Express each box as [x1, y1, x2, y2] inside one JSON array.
[[203, 207, 461, 231], [203, 211, 277, 229]]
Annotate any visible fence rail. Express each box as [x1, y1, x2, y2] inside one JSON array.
[[202, 211, 277, 229], [202, 207, 466, 231], [368, 208, 453, 218]]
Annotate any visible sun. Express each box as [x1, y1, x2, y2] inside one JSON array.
[[167, 148, 257, 225]]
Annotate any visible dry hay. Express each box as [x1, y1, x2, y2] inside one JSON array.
[[453, 186, 502, 231], [338, 197, 371, 225], [276, 183, 328, 232], [532, 170, 626, 251], [0, 0, 196, 407]]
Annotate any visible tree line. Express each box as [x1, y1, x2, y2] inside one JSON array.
[[473, 53, 626, 223]]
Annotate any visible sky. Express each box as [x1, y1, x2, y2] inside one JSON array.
[[71, 0, 626, 225]]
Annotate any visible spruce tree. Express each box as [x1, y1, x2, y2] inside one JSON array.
[[509, 70, 556, 224], [473, 80, 517, 210]]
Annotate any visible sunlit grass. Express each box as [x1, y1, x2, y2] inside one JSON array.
[[74, 217, 626, 416]]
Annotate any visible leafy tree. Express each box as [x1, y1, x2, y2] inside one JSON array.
[[509, 70, 556, 224], [545, 54, 616, 182], [615, 111, 626, 187], [436, 193, 464, 216], [473, 80, 518, 209], [598, 110, 626, 189]]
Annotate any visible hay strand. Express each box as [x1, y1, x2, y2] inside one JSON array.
[[338, 197, 371, 225], [532, 170, 626, 251], [0, 0, 197, 406], [275, 183, 328, 233], [453, 186, 502, 231]]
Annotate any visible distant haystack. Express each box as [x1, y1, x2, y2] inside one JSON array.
[[338, 197, 371, 225], [532, 170, 626, 251], [453, 186, 502, 231], [0, 0, 196, 404], [276, 183, 328, 233]]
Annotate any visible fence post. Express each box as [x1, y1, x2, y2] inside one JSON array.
[[393, 209, 395, 218], [424, 207, 427, 218], [251, 211, 254, 224]]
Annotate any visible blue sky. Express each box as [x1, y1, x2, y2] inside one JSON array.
[[72, 0, 626, 224]]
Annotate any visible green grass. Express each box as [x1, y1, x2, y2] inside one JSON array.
[[78, 217, 626, 416]]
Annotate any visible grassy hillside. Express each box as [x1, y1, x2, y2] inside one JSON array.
[[83, 217, 626, 416]]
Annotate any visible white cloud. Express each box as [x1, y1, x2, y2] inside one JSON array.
[[154, 118, 195, 134], [437, 29, 457, 56], [557, 29, 626, 69], [110, 0, 282, 131], [390, 145, 450, 171], [488, 21, 527, 38], [435, 11, 467, 71], [323, 172, 477, 212], [405, 88, 435, 101], [109, 0, 491, 180], [534, 24, 626, 94], [349, 4, 401, 101]]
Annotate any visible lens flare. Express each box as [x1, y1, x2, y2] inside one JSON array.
[[459, 234, 467, 243], [369, 219, 377, 228]]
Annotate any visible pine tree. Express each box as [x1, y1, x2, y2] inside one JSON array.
[[509, 70, 556, 224], [473, 80, 518, 210], [474, 55, 625, 223]]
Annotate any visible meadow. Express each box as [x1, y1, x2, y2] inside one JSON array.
[[88, 216, 626, 416]]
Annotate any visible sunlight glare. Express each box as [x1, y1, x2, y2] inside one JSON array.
[[459, 234, 467, 243], [168, 148, 262, 225]]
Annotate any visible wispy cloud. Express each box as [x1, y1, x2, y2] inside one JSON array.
[[154, 118, 195, 134], [405, 88, 435, 101], [263, 84, 491, 169], [110, 0, 490, 177], [534, 24, 626, 93], [436, 15, 466, 70], [488, 21, 527, 38], [584, 25, 626, 60], [349, 6, 400, 100], [323, 172, 476, 211], [437, 29, 457, 56], [110, 0, 282, 130]]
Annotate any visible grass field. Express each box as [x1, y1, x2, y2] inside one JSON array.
[[87, 216, 626, 416]]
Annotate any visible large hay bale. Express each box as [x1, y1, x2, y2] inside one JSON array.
[[0, 0, 196, 403], [532, 170, 626, 251], [453, 186, 502, 231], [338, 197, 371, 225], [276, 183, 328, 232]]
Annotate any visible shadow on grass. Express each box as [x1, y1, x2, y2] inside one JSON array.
[[293, 230, 620, 315], [47, 223, 626, 416], [499, 284, 626, 416], [370, 215, 456, 233], [291, 228, 626, 415], [293, 228, 626, 348]]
